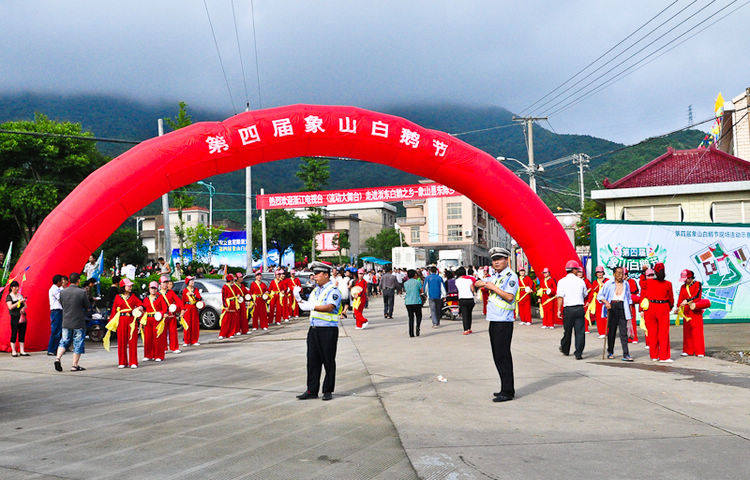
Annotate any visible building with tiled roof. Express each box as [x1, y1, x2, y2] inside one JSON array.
[[592, 146, 750, 223]]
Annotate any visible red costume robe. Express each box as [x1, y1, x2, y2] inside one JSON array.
[[181, 287, 202, 345], [540, 276, 557, 328], [353, 279, 369, 328], [142, 294, 168, 360], [160, 289, 184, 351], [110, 293, 143, 367], [289, 276, 302, 317], [280, 277, 294, 321], [627, 277, 640, 343], [249, 280, 269, 330], [516, 275, 535, 324], [644, 279, 674, 361], [268, 278, 284, 325], [678, 281, 705, 356], [220, 282, 240, 338]]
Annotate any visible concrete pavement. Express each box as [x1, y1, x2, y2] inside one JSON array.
[[1, 298, 749, 479]]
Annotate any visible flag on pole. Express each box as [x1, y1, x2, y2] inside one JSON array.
[[92, 251, 104, 280]]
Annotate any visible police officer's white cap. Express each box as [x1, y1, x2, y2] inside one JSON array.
[[489, 247, 510, 259], [309, 261, 333, 274]]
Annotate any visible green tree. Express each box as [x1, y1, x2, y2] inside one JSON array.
[[362, 228, 402, 260], [165, 101, 195, 264], [95, 228, 149, 268], [184, 224, 224, 267], [295, 156, 330, 191], [575, 200, 605, 246], [0, 114, 107, 247], [252, 209, 326, 262]]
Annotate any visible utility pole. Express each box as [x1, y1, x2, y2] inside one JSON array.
[[573, 154, 590, 211], [512, 115, 547, 194], [260, 188, 268, 272], [245, 103, 253, 272], [158, 119, 172, 261]]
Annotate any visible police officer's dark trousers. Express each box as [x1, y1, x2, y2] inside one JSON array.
[[306, 326, 339, 395], [489, 321, 514, 397]]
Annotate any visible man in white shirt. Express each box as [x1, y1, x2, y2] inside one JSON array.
[[47, 274, 64, 355], [556, 260, 588, 360]]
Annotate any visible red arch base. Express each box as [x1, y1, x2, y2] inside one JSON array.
[[1, 105, 577, 351]]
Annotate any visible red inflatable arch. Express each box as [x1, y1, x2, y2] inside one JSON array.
[[1, 105, 577, 351]]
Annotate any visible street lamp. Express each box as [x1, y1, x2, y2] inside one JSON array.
[[196, 181, 215, 228], [496, 156, 544, 194]]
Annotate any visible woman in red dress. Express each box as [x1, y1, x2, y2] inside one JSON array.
[[181, 276, 203, 346], [352, 268, 369, 329], [107, 278, 144, 369], [677, 269, 706, 357]]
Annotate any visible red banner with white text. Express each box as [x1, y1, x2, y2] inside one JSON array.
[[256, 183, 460, 209]]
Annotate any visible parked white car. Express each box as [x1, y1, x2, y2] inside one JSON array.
[[172, 279, 225, 329]]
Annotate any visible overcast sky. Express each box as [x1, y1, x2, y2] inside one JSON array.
[[2, 0, 748, 144]]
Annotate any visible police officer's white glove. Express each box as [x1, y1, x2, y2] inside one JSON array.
[[525, 287, 531, 293], [293, 286, 303, 302], [297, 300, 312, 311]]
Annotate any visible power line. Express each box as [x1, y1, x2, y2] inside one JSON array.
[[231, 0, 250, 108], [203, 0, 237, 114], [548, 0, 743, 117], [520, 0, 684, 115], [450, 122, 517, 137], [539, 0, 726, 117]]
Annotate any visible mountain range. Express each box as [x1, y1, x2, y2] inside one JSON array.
[[0, 93, 706, 221]]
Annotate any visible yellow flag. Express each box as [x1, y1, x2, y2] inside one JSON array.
[[714, 92, 725, 116]]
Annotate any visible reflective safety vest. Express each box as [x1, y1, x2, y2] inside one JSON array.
[[488, 272, 515, 311], [310, 283, 340, 325]]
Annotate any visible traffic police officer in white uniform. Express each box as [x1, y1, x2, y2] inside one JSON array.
[[294, 261, 342, 401], [475, 247, 518, 403]]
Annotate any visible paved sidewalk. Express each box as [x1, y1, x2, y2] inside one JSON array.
[[1, 298, 749, 479]]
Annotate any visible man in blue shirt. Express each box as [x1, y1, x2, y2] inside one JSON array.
[[424, 266, 446, 327], [475, 247, 518, 403], [295, 261, 342, 401]]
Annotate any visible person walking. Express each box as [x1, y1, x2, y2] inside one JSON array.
[[455, 266, 476, 335], [557, 260, 588, 360], [475, 248, 518, 403], [516, 268, 535, 326], [295, 261, 342, 401], [424, 266, 445, 328], [598, 267, 634, 361], [54, 273, 90, 371], [403, 269, 424, 337], [335, 268, 351, 319], [677, 269, 706, 357], [268, 269, 285, 326], [5, 281, 29, 357], [141, 281, 167, 362], [160, 277, 184, 352], [47, 274, 64, 355], [219, 274, 240, 339], [643, 263, 674, 362], [380, 266, 397, 319], [181, 276, 203, 346]]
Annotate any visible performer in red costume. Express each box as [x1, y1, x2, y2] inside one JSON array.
[[234, 273, 250, 335], [219, 274, 240, 339], [539, 268, 557, 329], [160, 277, 184, 353], [352, 268, 369, 329], [289, 270, 302, 318], [249, 271, 269, 330], [268, 269, 285, 325], [515, 268, 535, 325], [141, 281, 167, 362], [677, 269, 706, 357], [108, 278, 143, 369], [643, 262, 674, 362], [181, 276, 203, 346], [281, 271, 294, 322], [588, 266, 609, 337], [623, 268, 640, 344]]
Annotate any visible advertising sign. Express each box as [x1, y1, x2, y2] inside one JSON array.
[[256, 183, 460, 210], [592, 220, 750, 322]]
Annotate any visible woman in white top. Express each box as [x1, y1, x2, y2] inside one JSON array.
[[455, 266, 476, 335]]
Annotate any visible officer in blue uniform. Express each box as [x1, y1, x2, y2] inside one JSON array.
[[296, 261, 342, 401], [475, 247, 518, 403]]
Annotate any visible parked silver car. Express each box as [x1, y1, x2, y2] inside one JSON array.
[[172, 279, 225, 330]]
